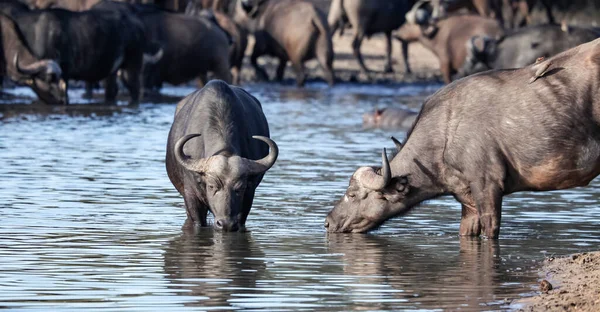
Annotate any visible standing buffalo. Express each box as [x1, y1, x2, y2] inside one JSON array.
[[4, 5, 150, 104], [328, 0, 415, 75], [458, 24, 599, 78], [326, 38, 600, 239], [166, 80, 278, 231], [395, 14, 504, 83], [233, 0, 334, 87], [186, 6, 247, 85], [0, 12, 66, 104], [134, 5, 232, 92]]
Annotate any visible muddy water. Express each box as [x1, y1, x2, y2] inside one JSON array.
[[1, 83, 599, 311]]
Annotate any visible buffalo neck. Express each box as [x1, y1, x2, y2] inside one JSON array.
[[391, 111, 449, 211]]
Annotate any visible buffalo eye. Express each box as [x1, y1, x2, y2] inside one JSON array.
[[234, 184, 246, 195], [348, 193, 356, 199]]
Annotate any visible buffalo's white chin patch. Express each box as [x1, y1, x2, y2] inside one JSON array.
[[344, 195, 349, 202]]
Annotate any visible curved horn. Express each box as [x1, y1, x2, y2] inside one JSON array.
[[357, 148, 392, 190], [174, 133, 209, 172], [143, 48, 163, 64], [245, 135, 279, 175], [14, 53, 47, 76], [391, 136, 403, 153]]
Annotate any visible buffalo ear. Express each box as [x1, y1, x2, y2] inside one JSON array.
[[386, 175, 410, 195], [395, 175, 409, 194]]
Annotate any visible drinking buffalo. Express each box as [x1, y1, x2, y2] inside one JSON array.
[[328, 0, 415, 74], [458, 24, 599, 78], [234, 0, 334, 87], [363, 107, 418, 130], [186, 6, 247, 85], [0, 12, 66, 104], [395, 14, 504, 83], [166, 80, 278, 231], [326, 38, 600, 238]]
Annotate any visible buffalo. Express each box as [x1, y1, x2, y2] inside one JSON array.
[[233, 0, 334, 86], [3, 4, 152, 104], [458, 24, 599, 78], [328, 0, 416, 74], [166, 80, 278, 231], [326, 38, 600, 239], [396, 14, 504, 83], [134, 5, 232, 92], [186, 5, 247, 85], [0, 12, 66, 104]]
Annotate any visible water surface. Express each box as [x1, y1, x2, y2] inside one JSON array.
[[1, 83, 599, 311]]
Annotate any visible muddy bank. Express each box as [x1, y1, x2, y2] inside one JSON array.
[[515, 252, 600, 312]]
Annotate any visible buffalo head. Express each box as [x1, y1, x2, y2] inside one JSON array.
[[14, 54, 67, 105], [240, 0, 267, 18], [326, 146, 411, 233], [458, 35, 500, 78], [175, 133, 278, 232]]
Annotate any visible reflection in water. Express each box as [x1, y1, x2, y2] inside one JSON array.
[[0, 83, 598, 310], [326, 234, 516, 310], [163, 230, 266, 309]]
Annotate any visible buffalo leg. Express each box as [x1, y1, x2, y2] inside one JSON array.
[[121, 70, 141, 105], [239, 189, 257, 231], [231, 66, 240, 85], [455, 192, 482, 236], [182, 193, 208, 229], [383, 31, 394, 73], [104, 74, 118, 105], [291, 60, 306, 87], [316, 33, 335, 86], [250, 53, 269, 81], [250, 36, 269, 81], [352, 30, 369, 74], [275, 57, 287, 82], [541, 0, 554, 24], [399, 38, 411, 74], [439, 58, 453, 84], [470, 180, 503, 239], [460, 203, 482, 237], [83, 82, 94, 99]]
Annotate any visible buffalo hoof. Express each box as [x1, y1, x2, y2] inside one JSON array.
[[383, 65, 394, 74]]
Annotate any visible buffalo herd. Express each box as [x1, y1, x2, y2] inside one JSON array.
[[0, 0, 595, 104], [4, 0, 600, 238]]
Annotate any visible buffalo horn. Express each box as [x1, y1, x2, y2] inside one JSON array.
[[174, 133, 209, 172], [391, 136, 403, 153], [245, 135, 279, 175], [357, 148, 392, 190], [14, 53, 47, 76]]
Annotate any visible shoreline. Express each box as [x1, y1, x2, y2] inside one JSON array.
[[514, 251, 600, 312]]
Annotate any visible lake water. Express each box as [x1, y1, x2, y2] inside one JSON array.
[[1, 83, 599, 311]]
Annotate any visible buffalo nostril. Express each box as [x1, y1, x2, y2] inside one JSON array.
[[324, 221, 329, 228], [215, 219, 224, 228]]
